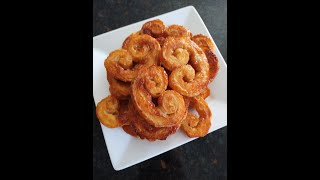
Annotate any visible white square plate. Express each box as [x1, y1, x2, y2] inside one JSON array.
[[93, 6, 227, 171]]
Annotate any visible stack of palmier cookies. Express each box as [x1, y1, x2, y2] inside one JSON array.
[[96, 19, 219, 141]]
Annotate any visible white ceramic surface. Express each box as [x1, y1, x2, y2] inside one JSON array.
[[93, 6, 227, 171]]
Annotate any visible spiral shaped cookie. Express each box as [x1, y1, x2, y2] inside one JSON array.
[[106, 34, 161, 82], [124, 34, 161, 66], [161, 37, 195, 71], [96, 96, 129, 128], [191, 34, 215, 52], [97, 20, 218, 140], [122, 31, 141, 49], [104, 49, 138, 82], [163, 37, 210, 97], [141, 19, 166, 38], [128, 101, 178, 141], [165, 25, 192, 38], [181, 96, 212, 137], [192, 34, 219, 82], [141, 19, 168, 46], [131, 65, 187, 127]]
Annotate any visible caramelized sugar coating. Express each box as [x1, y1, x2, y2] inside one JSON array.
[[192, 34, 219, 82], [104, 49, 137, 82], [124, 34, 161, 66], [191, 34, 214, 51], [122, 31, 141, 49], [161, 37, 195, 71], [141, 19, 166, 38], [165, 25, 192, 38], [128, 101, 178, 141], [96, 96, 129, 128], [156, 36, 166, 47], [122, 125, 139, 138], [160, 36, 210, 97], [181, 96, 212, 137], [106, 34, 161, 82], [140, 20, 192, 46], [107, 72, 130, 100], [131, 65, 187, 127], [117, 100, 130, 125], [168, 38, 210, 97], [197, 87, 211, 100], [184, 96, 191, 109]]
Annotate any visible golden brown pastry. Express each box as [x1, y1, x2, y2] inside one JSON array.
[[122, 31, 141, 49], [181, 96, 212, 137], [117, 100, 130, 125], [165, 25, 192, 38], [191, 34, 214, 52], [128, 101, 178, 141], [131, 65, 187, 127], [106, 34, 161, 82], [192, 34, 219, 82], [155, 36, 166, 47], [161, 37, 194, 71], [122, 125, 139, 138], [141, 19, 168, 46], [167, 37, 210, 97], [124, 34, 161, 66], [104, 49, 137, 82], [96, 96, 129, 128], [107, 72, 131, 100], [184, 96, 191, 109], [141, 19, 166, 38], [197, 87, 211, 100], [96, 20, 218, 141]]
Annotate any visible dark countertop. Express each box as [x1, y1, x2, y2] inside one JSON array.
[[93, 0, 227, 179]]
